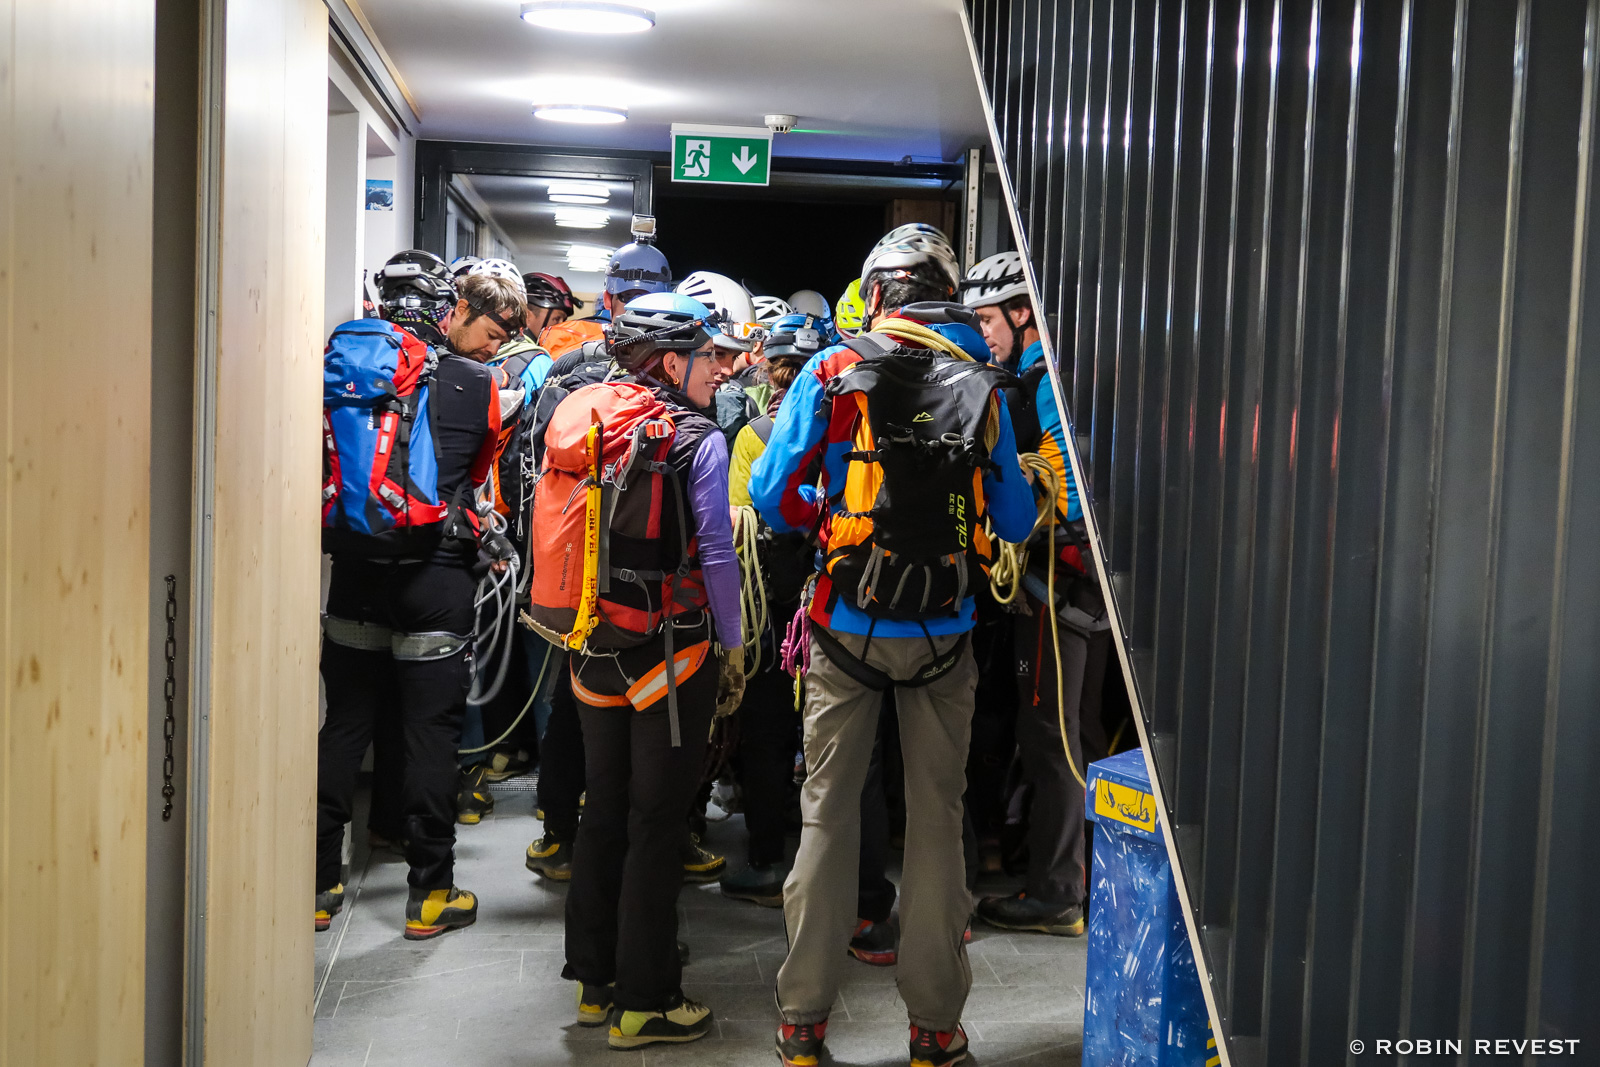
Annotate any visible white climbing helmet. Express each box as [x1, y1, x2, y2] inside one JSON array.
[[961, 251, 1029, 308], [752, 295, 793, 326], [470, 258, 527, 297], [786, 289, 831, 318], [675, 271, 757, 326], [860, 223, 961, 298]]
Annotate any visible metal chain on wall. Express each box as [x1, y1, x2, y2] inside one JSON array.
[[962, 0, 1600, 1062]]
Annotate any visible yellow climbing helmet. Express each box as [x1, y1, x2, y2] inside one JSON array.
[[835, 277, 866, 335]]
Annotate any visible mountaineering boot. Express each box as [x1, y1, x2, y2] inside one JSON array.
[[456, 764, 495, 825], [719, 861, 788, 907], [775, 1019, 828, 1067], [576, 982, 614, 1027], [681, 833, 726, 883], [974, 891, 1085, 936], [606, 995, 713, 1049], [908, 1023, 969, 1067], [481, 746, 533, 783], [848, 918, 898, 966], [314, 884, 345, 932], [525, 833, 573, 881], [403, 886, 478, 940]]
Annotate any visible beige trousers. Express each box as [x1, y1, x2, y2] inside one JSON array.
[[775, 625, 978, 1032]]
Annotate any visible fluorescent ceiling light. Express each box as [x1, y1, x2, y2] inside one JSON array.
[[555, 207, 609, 229], [520, 2, 655, 34], [550, 193, 608, 205], [549, 181, 611, 198], [533, 103, 627, 124]]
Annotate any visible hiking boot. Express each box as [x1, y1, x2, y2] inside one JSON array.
[[607, 996, 713, 1049], [848, 919, 898, 966], [908, 1023, 969, 1067], [682, 834, 726, 883], [314, 884, 344, 932], [719, 862, 788, 907], [403, 886, 478, 940], [776, 1019, 828, 1067], [456, 765, 495, 825], [525, 833, 572, 881], [482, 746, 533, 783], [576, 982, 613, 1027], [975, 892, 1085, 936]]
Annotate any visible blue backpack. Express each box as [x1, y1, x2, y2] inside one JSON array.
[[321, 319, 459, 557]]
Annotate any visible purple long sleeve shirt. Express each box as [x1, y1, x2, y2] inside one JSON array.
[[687, 431, 742, 649]]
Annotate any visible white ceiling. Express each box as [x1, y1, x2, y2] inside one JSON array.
[[358, 0, 989, 163]]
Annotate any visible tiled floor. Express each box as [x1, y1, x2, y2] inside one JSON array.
[[312, 783, 1087, 1066]]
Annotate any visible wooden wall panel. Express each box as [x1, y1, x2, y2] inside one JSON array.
[[200, 0, 326, 1061], [0, 0, 155, 1064]]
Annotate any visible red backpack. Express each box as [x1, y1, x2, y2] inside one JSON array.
[[525, 382, 707, 652]]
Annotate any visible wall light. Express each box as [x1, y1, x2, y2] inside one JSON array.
[[533, 103, 627, 124], [520, 2, 655, 34]]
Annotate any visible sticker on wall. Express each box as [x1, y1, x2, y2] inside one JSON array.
[[365, 179, 394, 212]]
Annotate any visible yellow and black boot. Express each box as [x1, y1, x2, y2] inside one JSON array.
[[314, 884, 345, 932], [576, 982, 614, 1027], [403, 885, 477, 941], [456, 765, 495, 825], [607, 996, 713, 1049]]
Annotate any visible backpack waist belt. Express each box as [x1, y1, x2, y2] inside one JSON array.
[[811, 625, 968, 693]]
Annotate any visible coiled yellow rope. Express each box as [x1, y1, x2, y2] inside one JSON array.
[[731, 504, 768, 675]]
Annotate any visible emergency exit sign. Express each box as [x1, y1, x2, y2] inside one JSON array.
[[670, 123, 772, 186]]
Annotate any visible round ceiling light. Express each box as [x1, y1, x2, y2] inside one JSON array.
[[533, 103, 627, 124], [520, 2, 655, 34]]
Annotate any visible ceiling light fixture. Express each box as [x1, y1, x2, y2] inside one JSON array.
[[548, 181, 611, 200], [533, 103, 627, 124], [520, 1, 655, 34], [550, 193, 608, 205], [554, 207, 610, 229]]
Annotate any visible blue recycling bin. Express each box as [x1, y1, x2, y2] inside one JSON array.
[[1082, 749, 1215, 1067]]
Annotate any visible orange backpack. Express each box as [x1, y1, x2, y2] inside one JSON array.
[[524, 381, 708, 652], [539, 318, 606, 359]]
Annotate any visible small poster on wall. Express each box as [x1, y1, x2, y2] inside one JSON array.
[[365, 179, 394, 211]]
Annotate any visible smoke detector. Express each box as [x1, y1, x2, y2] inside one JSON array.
[[765, 114, 797, 134]]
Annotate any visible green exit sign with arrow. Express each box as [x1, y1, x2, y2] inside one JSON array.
[[670, 123, 772, 186]]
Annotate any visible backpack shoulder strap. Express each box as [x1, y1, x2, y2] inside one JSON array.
[[841, 333, 898, 360], [749, 413, 775, 445]]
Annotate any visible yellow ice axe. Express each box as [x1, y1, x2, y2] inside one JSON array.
[[564, 410, 605, 651]]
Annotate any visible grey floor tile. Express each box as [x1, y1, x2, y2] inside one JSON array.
[[314, 788, 1085, 1067]]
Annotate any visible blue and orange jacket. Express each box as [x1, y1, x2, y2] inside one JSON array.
[[1019, 339, 1081, 523], [748, 338, 1037, 637]]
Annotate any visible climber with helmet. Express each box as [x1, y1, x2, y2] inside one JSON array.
[[961, 251, 1035, 368], [537, 291, 744, 1050], [750, 224, 1037, 1067], [524, 271, 582, 338], [833, 277, 866, 338], [542, 230, 673, 358], [960, 253, 1108, 946]]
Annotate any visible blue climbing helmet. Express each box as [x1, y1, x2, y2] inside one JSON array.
[[612, 292, 720, 359], [765, 312, 838, 361], [605, 240, 673, 297]]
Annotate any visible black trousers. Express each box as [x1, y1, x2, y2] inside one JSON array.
[[317, 558, 476, 892], [735, 652, 801, 867], [1013, 579, 1110, 907], [538, 667, 586, 844], [564, 634, 716, 1011]]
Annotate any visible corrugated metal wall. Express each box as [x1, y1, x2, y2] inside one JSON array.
[[962, 1, 1600, 1063]]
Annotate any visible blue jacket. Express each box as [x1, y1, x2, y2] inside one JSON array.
[[749, 340, 1036, 637]]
